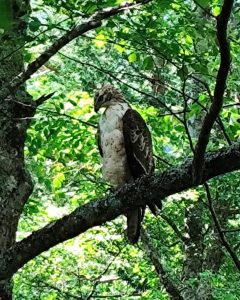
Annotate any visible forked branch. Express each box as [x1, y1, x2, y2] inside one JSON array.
[[192, 0, 233, 183]]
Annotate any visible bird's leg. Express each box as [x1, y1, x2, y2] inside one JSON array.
[[147, 202, 161, 215]]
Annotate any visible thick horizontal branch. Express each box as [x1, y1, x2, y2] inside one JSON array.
[[0, 0, 151, 101], [1, 142, 239, 280], [192, 0, 233, 183]]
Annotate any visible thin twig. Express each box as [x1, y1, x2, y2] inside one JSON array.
[[223, 102, 240, 108], [194, 77, 232, 146], [153, 154, 173, 167], [0, 0, 152, 100], [37, 107, 97, 128], [27, 280, 83, 299], [181, 75, 195, 153], [7, 97, 97, 128], [223, 228, 240, 233], [59, 52, 183, 122], [134, 35, 232, 144], [160, 214, 188, 243], [193, 0, 215, 18], [35, 92, 56, 106], [86, 249, 122, 300]]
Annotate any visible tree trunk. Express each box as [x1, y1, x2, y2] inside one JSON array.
[[0, 1, 34, 298], [181, 203, 206, 300]]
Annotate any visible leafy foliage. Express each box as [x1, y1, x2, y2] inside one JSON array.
[[11, 0, 240, 299]]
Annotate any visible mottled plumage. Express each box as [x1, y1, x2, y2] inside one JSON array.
[[94, 84, 156, 244]]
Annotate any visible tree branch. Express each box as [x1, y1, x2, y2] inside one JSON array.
[[153, 154, 173, 167], [160, 214, 187, 243], [0, 0, 152, 101], [204, 183, 240, 272], [193, 0, 215, 18], [181, 204, 204, 283], [86, 249, 122, 300], [223, 228, 240, 233], [59, 52, 183, 122], [0, 142, 240, 280], [140, 229, 183, 300], [204, 205, 228, 273], [35, 92, 56, 106], [192, 0, 233, 183]]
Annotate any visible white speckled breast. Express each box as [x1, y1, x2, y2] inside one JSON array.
[[99, 103, 130, 187]]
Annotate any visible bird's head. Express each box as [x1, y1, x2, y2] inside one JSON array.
[[94, 84, 125, 113]]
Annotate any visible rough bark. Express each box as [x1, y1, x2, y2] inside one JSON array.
[[0, 1, 35, 298], [0, 142, 239, 282], [181, 204, 206, 300]]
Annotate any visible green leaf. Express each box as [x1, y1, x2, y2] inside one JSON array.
[[212, 6, 221, 16], [177, 65, 188, 79], [52, 173, 65, 189], [114, 44, 125, 53], [185, 35, 193, 45], [24, 52, 33, 63], [0, 0, 13, 30], [142, 56, 153, 70], [29, 17, 41, 32], [94, 33, 107, 48], [128, 52, 137, 63]]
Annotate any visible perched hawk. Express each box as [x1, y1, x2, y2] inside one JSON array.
[[94, 84, 158, 244]]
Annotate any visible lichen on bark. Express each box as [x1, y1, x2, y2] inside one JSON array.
[[0, 1, 34, 298]]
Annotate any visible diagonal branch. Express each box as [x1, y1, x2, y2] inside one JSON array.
[[59, 52, 183, 122], [0, 0, 152, 101], [160, 214, 187, 243], [140, 228, 183, 300], [35, 92, 56, 106], [192, 0, 234, 183], [0, 142, 239, 280], [193, 0, 215, 18], [86, 249, 122, 300], [204, 183, 240, 272]]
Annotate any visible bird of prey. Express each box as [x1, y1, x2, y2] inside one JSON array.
[[94, 84, 158, 244]]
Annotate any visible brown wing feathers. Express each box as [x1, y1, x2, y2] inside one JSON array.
[[122, 109, 160, 243], [122, 109, 154, 178], [96, 124, 103, 157]]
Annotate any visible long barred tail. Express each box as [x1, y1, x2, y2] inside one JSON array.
[[126, 207, 144, 244]]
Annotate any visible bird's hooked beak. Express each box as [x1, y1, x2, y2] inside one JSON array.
[[94, 100, 100, 113], [94, 95, 103, 113]]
